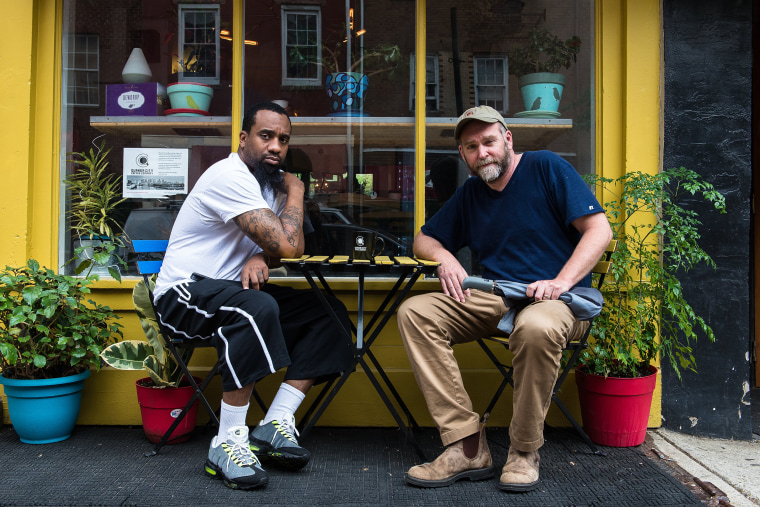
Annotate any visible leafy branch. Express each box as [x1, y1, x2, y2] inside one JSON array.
[[580, 167, 726, 380]]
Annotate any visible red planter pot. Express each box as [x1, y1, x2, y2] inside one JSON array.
[[575, 366, 658, 447], [135, 377, 200, 444]]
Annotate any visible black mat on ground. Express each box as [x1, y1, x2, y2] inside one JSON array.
[[0, 425, 701, 507]]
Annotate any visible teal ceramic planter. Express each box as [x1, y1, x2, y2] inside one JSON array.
[[166, 82, 214, 112], [517, 72, 566, 115], [0, 369, 90, 444]]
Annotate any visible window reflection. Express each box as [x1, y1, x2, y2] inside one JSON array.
[[424, 1, 594, 275], [245, 0, 417, 272], [58, 0, 593, 279], [60, 0, 234, 276]]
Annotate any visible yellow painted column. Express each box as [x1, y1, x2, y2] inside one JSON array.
[[414, 0, 426, 235], [0, 1, 36, 265], [596, 0, 663, 427], [31, 0, 63, 269], [597, 0, 661, 180], [0, 0, 60, 269], [231, 0, 244, 152]]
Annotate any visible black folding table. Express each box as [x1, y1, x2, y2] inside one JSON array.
[[280, 254, 439, 459]]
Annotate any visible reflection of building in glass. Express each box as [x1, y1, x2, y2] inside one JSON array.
[[126, 175, 185, 191]]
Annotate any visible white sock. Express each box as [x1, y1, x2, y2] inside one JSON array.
[[216, 400, 249, 444], [263, 383, 305, 425]]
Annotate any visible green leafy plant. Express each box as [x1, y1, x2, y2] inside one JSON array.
[[0, 259, 123, 380], [579, 167, 726, 379], [99, 276, 191, 387], [508, 28, 581, 78], [289, 23, 401, 78], [64, 139, 128, 280], [178, 44, 216, 76]]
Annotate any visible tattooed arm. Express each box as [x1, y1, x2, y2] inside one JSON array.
[[233, 172, 305, 264]]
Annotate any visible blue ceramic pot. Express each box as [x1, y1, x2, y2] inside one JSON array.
[[325, 72, 370, 116], [0, 369, 90, 444]]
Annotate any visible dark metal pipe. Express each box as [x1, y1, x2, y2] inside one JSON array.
[[451, 7, 463, 115]]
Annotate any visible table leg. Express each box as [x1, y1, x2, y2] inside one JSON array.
[[356, 353, 427, 461], [295, 263, 428, 460]]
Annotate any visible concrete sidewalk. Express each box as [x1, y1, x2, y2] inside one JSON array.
[[648, 428, 760, 507]]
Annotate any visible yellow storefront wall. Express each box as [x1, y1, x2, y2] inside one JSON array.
[[1, 0, 662, 429]]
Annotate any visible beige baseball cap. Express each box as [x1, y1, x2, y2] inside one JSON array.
[[454, 105, 508, 140]]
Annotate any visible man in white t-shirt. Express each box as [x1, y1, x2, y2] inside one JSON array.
[[154, 102, 352, 491]]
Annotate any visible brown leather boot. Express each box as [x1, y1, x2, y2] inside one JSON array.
[[406, 424, 494, 488], [499, 445, 540, 492]]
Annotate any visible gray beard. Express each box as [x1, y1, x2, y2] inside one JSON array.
[[478, 163, 504, 183], [473, 151, 511, 183]]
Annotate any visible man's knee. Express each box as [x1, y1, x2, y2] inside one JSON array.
[[510, 315, 567, 354], [398, 294, 432, 324], [235, 289, 280, 321]]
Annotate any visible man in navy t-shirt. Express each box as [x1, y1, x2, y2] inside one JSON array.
[[398, 106, 612, 492]]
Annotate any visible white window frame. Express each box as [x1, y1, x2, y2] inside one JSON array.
[[474, 55, 509, 115], [178, 4, 220, 85], [64, 34, 99, 107], [409, 54, 439, 112], [281, 5, 322, 87]]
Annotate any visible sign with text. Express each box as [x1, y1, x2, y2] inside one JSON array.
[[123, 148, 188, 198]]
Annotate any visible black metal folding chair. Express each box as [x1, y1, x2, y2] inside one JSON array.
[[467, 240, 617, 456], [131, 239, 268, 456]]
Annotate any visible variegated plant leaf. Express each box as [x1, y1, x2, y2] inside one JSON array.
[[100, 340, 155, 370], [143, 354, 174, 387]]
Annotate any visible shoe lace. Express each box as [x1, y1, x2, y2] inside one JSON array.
[[276, 414, 300, 444], [222, 439, 258, 470]]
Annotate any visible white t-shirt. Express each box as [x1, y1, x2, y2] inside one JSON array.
[[153, 152, 286, 299]]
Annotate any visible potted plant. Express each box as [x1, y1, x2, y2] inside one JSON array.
[[575, 167, 726, 447], [64, 139, 128, 281], [290, 23, 401, 116], [0, 260, 122, 443], [507, 27, 581, 116], [169, 49, 215, 113], [99, 277, 199, 444]]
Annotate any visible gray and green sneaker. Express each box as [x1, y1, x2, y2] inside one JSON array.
[[205, 426, 268, 490], [250, 415, 311, 470]]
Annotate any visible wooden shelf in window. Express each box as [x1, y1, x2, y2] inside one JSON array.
[[89, 116, 571, 150], [90, 116, 233, 137]]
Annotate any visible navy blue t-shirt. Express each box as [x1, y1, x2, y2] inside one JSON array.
[[421, 151, 604, 287]]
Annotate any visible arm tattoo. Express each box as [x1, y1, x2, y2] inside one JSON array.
[[279, 205, 303, 249], [233, 206, 302, 252]]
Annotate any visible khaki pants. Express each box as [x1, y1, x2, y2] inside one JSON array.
[[397, 289, 588, 452]]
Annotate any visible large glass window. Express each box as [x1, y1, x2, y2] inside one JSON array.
[[245, 0, 417, 276], [60, 0, 234, 276], [58, 0, 593, 280], [425, 1, 595, 275]]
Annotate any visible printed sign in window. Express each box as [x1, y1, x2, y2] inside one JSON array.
[[123, 148, 189, 198]]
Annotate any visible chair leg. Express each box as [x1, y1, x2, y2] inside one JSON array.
[[476, 339, 514, 418], [145, 358, 222, 457], [144, 386, 205, 457], [551, 394, 606, 456], [251, 387, 269, 414]]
